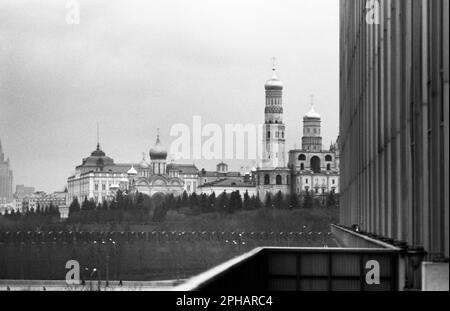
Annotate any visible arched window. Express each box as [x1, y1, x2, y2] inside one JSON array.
[[310, 156, 321, 173], [276, 175, 282, 185], [325, 155, 333, 162], [298, 154, 306, 161], [264, 175, 270, 185], [267, 131, 271, 139], [300, 163, 305, 170]]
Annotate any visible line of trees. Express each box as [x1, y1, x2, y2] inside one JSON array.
[[1, 204, 62, 230], [2, 203, 61, 220], [66, 189, 338, 224]]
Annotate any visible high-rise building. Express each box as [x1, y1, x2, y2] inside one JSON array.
[[0, 139, 13, 202], [339, 0, 449, 261]]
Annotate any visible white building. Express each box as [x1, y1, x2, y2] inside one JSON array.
[[197, 179, 257, 198], [288, 105, 340, 195], [67, 143, 131, 204]]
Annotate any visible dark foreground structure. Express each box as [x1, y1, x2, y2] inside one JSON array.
[[339, 0, 449, 288]]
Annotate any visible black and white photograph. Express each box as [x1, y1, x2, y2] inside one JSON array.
[[0, 0, 448, 300]]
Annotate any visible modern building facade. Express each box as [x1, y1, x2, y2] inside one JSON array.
[[339, 0, 449, 261], [0, 139, 13, 202]]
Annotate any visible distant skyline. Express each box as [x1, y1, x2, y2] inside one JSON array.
[[0, 0, 339, 192]]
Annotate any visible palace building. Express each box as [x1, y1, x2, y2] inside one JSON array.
[[67, 133, 191, 203]]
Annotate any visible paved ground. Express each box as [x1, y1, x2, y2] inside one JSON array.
[[0, 279, 185, 291]]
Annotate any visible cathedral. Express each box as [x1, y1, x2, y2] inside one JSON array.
[[128, 132, 185, 197]]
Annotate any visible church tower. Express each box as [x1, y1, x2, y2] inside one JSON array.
[[302, 97, 322, 152], [262, 61, 286, 168], [256, 61, 290, 200], [149, 130, 168, 175]]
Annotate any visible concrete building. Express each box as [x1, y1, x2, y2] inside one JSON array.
[[197, 179, 257, 197], [35, 191, 68, 210], [167, 163, 200, 194], [14, 185, 35, 201], [197, 162, 255, 196], [0, 139, 13, 202], [199, 162, 245, 185], [255, 65, 291, 199], [339, 0, 449, 286], [289, 105, 340, 195]]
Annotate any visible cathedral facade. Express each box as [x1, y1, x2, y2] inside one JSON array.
[[128, 133, 185, 197]]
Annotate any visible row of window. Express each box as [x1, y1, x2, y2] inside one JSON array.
[[299, 163, 333, 171], [260, 175, 289, 185], [267, 131, 285, 139], [95, 184, 107, 191], [304, 128, 321, 134], [298, 154, 333, 161]]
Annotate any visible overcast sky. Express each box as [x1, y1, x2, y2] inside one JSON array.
[[0, 0, 339, 193]]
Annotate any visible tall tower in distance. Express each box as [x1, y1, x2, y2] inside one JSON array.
[[262, 59, 286, 168], [302, 96, 322, 152], [0, 138, 13, 202]]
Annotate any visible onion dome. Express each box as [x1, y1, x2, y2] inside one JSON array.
[[149, 132, 168, 160], [304, 105, 321, 119], [127, 165, 138, 175], [265, 67, 283, 90]]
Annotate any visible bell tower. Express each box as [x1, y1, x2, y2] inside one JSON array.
[[262, 59, 286, 168], [302, 96, 322, 152]]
